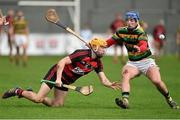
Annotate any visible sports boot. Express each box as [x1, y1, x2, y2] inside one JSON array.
[[2, 87, 20, 99], [166, 97, 179, 109], [115, 97, 129, 109]]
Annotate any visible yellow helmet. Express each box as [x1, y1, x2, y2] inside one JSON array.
[[89, 38, 107, 51]]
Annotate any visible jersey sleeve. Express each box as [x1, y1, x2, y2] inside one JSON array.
[[106, 38, 117, 47], [138, 33, 148, 41], [94, 59, 103, 73], [112, 31, 121, 40]]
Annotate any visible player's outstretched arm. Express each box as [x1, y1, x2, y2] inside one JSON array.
[[56, 56, 72, 87], [97, 72, 121, 90]]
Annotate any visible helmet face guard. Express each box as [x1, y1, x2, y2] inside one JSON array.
[[89, 38, 107, 51], [125, 11, 140, 21]]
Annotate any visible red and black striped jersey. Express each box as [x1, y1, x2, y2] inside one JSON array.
[[44, 49, 103, 85], [6, 15, 14, 27], [62, 49, 103, 84]]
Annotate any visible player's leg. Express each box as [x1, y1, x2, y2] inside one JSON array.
[[120, 45, 126, 65], [178, 45, 180, 60], [113, 45, 118, 63], [43, 88, 68, 107], [41, 64, 68, 107], [2, 83, 51, 104], [146, 66, 179, 109], [20, 35, 28, 67], [14, 34, 20, 65], [15, 46, 20, 65], [176, 44, 180, 60], [154, 40, 161, 59], [7, 33, 13, 62], [115, 64, 140, 109], [22, 43, 28, 67], [23, 83, 51, 103], [158, 40, 165, 56]]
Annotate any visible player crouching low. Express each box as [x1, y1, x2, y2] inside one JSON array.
[[105, 11, 179, 109], [2, 38, 121, 107]]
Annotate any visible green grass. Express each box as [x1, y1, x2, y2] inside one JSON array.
[[0, 55, 180, 119]]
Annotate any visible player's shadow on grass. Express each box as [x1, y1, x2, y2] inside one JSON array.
[[1, 104, 45, 108], [1, 101, 119, 109], [65, 101, 119, 109]]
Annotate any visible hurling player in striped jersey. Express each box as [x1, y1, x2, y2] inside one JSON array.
[[106, 11, 179, 109], [2, 38, 120, 107]]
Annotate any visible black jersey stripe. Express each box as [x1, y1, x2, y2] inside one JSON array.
[[70, 50, 89, 60]]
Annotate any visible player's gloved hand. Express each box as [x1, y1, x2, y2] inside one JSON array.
[[55, 80, 63, 87], [110, 81, 121, 90]]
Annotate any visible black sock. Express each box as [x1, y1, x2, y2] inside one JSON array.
[[156, 86, 170, 99], [164, 92, 170, 99], [122, 92, 129, 99]]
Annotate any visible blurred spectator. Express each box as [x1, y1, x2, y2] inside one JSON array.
[[153, 19, 166, 58], [13, 10, 29, 67], [109, 13, 126, 64], [6, 9, 15, 62], [80, 25, 93, 49], [0, 19, 2, 55], [0, 18, 3, 25], [0, 10, 6, 55], [176, 26, 180, 60], [139, 20, 148, 31], [0, 9, 5, 25]]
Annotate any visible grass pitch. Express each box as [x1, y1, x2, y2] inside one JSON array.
[[0, 55, 180, 119]]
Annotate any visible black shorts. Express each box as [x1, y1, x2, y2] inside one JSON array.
[[43, 64, 68, 91]]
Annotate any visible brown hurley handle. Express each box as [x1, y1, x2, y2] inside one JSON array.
[[46, 8, 90, 48], [62, 84, 76, 90], [66, 27, 88, 45], [41, 79, 92, 96]]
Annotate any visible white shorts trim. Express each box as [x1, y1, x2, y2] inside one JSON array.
[[126, 58, 157, 74], [14, 34, 27, 46]]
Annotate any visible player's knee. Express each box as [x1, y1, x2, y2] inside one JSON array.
[[33, 97, 44, 103], [122, 70, 130, 79], [122, 69, 128, 75], [51, 101, 64, 107]]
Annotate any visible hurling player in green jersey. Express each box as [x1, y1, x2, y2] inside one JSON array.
[[106, 11, 179, 109]]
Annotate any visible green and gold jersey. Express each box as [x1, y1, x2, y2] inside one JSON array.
[[13, 17, 28, 34], [112, 25, 151, 61]]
